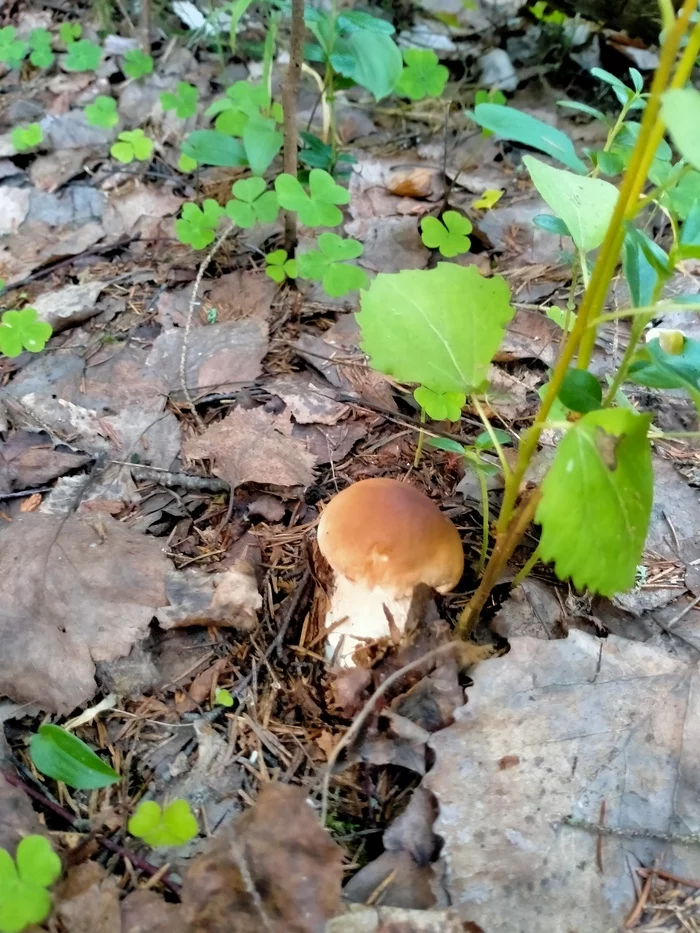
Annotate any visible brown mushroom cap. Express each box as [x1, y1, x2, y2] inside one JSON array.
[[317, 478, 464, 596]]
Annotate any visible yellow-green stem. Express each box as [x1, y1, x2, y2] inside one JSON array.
[[476, 463, 490, 575], [512, 544, 541, 588], [472, 396, 511, 477]]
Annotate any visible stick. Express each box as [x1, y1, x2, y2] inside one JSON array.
[[282, 0, 304, 252]]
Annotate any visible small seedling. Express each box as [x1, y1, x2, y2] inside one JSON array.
[[298, 132, 356, 174], [297, 233, 368, 297], [395, 49, 448, 101], [224, 176, 278, 228], [30, 723, 120, 789], [84, 95, 118, 128], [28, 28, 54, 69], [0, 836, 61, 933], [161, 82, 199, 119], [58, 22, 82, 44], [178, 152, 198, 173], [420, 211, 472, 257], [176, 200, 225, 249], [10, 124, 43, 154], [265, 249, 297, 283], [122, 48, 153, 79], [214, 687, 234, 707], [0, 309, 52, 357], [63, 39, 102, 72], [0, 26, 28, 69], [413, 387, 465, 421], [110, 129, 154, 163], [275, 169, 349, 228], [128, 800, 198, 848]]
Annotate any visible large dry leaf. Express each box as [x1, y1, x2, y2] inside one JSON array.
[[0, 430, 89, 494], [185, 408, 316, 489], [0, 776, 42, 851], [0, 513, 170, 712], [54, 863, 121, 933], [182, 783, 343, 933], [155, 561, 261, 630], [426, 630, 700, 933]]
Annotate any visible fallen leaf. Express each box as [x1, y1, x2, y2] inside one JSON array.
[[427, 630, 700, 933], [0, 188, 31, 236], [0, 431, 89, 494], [156, 561, 262, 630], [182, 783, 343, 933], [30, 148, 92, 193], [185, 408, 316, 490], [0, 776, 42, 851], [31, 281, 107, 333], [267, 373, 349, 425], [54, 862, 121, 933], [0, 513, 170, 712], [204, 270, 276, 323], [491, 578, 566, 639], [327, 907, 467, 932], [120, 889, 189, 933], [386, 168, 439, 199]]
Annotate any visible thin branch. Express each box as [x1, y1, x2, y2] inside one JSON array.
[[282, 0, 305, 252]]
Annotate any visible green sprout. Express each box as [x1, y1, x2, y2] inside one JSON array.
[[161, 82, 199, 119], [274, 169, 349, 228], [10, 124, 43, 154], [28, 29, 54, 69], [84, 95, 118, 128], [128, 800, 198, 848], [122, 48, 153, 79], [110, 129, 154, 164], [395, 49, 448, 101], [0, 836, 61, 933], [265, 249, 298, 283], [413, 387, 466, 421], [214, 687, 234, 707], [58, 22, 82, 44], [296, 233, 369, 297], [420, 211, 472, 257], [0, 309, 52, 358], [0, 27, 28, 69], [224, 176, 278, 228], [63, 39, 102, 72], [175, 200, 225, 249]]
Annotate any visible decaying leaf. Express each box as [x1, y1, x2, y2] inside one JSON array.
[[31, 281, 106, 333], [185, 408, 317, 490], [54, 862, 121, 933], [0, 513, 170, 712], [327, 907, 467, 932], [427, 630, 700, 933], [155, 561, 262, 631], [120, 889, 189, 933], [0, 776, 42, 851], [0, 430, 90, 494], [182, 783, 343, 933]]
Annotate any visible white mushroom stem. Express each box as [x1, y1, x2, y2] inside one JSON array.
[[324, 574, 412, 666]]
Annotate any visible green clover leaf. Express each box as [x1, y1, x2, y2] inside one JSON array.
[[122, 48, 153, 79], [206, 81, 271, 136], [395, 49, 448, 101], [296, 233, 368, 297], [161, 82, 199, 119], [224, 177, 278, 228], [0, 308, 52, 358], [413, 386, 465, 421], [275, 169, 350, 228], [265, 249, 298, 283], [84, 95, 118, 128], [11, 123, 43, 153], [0, 836, 61, 933], [175, 200, 224, 249], [178, 152, 198, 173], [63, 38, 102, 72], [214, 687, 234, 707], [28, 29, 54, 69], [473, 88, 506, 137], [58, 22, 82, 44], [128, 800, 198, 848], [421, 210, 472, 257], [0, 26, 28, 69], [110, 129, 154, 164]]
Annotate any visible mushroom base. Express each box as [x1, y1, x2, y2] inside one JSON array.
[[324, 574, 412, 666]]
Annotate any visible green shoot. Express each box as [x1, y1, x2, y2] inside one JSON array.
[[128, 800, 198, 848]]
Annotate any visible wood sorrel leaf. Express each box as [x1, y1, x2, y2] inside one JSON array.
[[536, 408, 653, 597], [523, 156, 619, 253], [357, 264, 514, 394]]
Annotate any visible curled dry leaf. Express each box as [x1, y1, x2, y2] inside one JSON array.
[[184, 408, 317, 490], [155, 561, 262, 631], [182, 783, 343, 933]]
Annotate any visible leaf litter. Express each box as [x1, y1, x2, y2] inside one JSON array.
[[1, 4, 700, 933]]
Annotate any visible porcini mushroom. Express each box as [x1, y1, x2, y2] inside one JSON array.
[[317, 478, 464, 665]]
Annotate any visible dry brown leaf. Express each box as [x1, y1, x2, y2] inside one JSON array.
[[54, 862, 121, 933], [185, 408, 316, 490], [156, 561, 262, 631], [182, 783, 343, 933], [0, 513, 170, 712], [0, 431, 90, 495], [0, 776, 42, 851], [120, 889, 189, 933], [386, 168, 438, 199], [204, 270, 276, 323], [328, 907, 467, 932]]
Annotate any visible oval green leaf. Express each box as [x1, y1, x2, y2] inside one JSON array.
[[30, 724, 120, 790], [557, 369, 602, 413], [181, 130, 246, 167], [661, 87, 700, 171]]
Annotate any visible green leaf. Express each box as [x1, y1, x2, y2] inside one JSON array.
[[590, 67, 636, 108], [538, 380, 570, 421], [338, 10, 395, 33], [10, 123, 43, 153], [628, 335, 700, 402], [414, 386, 465, 421], [0, 836, 59, 933], [536, 408, 653, 596], [58, 22, 81, 44], [84, 95, 118, 128], [128, 800, 198, 848], [243, 114, 283, 175], [110, 129, 153, 163], [623, 227, 670, 308], [275, 169, 349, 227], [557, 100, 607, 121], [523, 156, 619, 253], [178, 152, 198, 173], [427, 436, 466, 454], [297, 233, 368, 297], [545, 305, 575, 331], [475, 428, 511, 450], [28, 29, 54, 69], [469, 103, 586, 173], [557, 368, 602, 413], [532, 214, 571, 237], [30, 724, 120, 789], [667, 169, 700, 220], [331, 29, 402, 101], [63, 38, 102, 72], [0, 308, 52, 357], [661, 87, 700, 171], [15, 837, 61, 889], [0, 26, 28, 69], [161, 82, 199, 119], [472, 189, 504, 210], [225, 178, 278, 228], [122, 48, 153, 79], [214, 687, 234, 707], [176, 200, 224, 249], [594, 150, 625, 176], [420, 211, 472, 257], [181, 131, 246, 167], [357, 264, 514, 394], [395, 49, 448, 101], [265, 249, 297, 282]]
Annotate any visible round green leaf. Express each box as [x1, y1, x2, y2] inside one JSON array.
[[558, 369, 602, 413], [15, 837, 61, 888], [29, 723, 120, 789], [231, 176, 267, 203]]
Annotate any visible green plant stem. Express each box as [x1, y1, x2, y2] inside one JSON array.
[[590, 99, 633, 179], [512, 543, 541, 588], [413, 407, 426, 467], [475, 462, 490, 575], [593, 300, 700, 324], [472, 396, 510, 477]]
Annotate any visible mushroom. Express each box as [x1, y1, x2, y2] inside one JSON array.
[[317, 478, 464, 665]]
